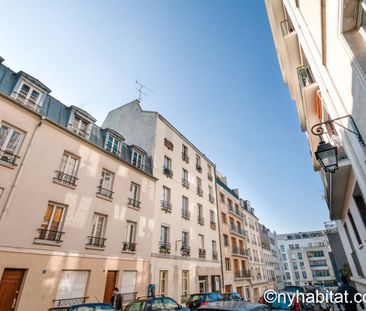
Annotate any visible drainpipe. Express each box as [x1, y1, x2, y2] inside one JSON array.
[[213, 167, 225, 292], [0, 116, 45, 226]]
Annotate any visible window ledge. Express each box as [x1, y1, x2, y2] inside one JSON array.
[[96, 193, 113, 202], [85, 245, 105, 251], [0, 160, 16, 169], [121, 250, 136, 254], [33, 239, 62, 247], [53, 179, 76, 189], [127, 205, 141, 211]]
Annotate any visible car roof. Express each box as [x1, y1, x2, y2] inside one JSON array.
[[69, 303, 112, 308], [198, 301, 268, 311]]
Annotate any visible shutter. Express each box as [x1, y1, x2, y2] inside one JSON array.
[[121, 271, 137, 293]]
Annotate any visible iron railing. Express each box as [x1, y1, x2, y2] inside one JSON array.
[[228, 205, 244, 219], [68, 125, 89, 138], [86, 236, 106, 248], [97, 186, 114, 199], [128, 198, 141, 209], [0, 149, 20, 166], [235, 269, 251, 279], [159, 241, 171, 254], [196, 164, 202, 172], [121, 292, 137, 308], [207, 173, 213, 181], [161, 200, 172, 213], [54, 297, 87, 307], [12, 91, 42, 112], [209, 194, 215, 204], [181, 209, 190, 220], [181, 246, 191, 257], [37, 228, 64, 242], [54, 171, 78, 187], [122, 241, 137, 252], [182, 178, 190, 189], [197, 216, 205, 225], [210, 221, 217, 230], [199, 248, 206, 259], [163, 167, 173, 178], [212, 250, 218, 260], [182, 153, 190, 163], [197, 188, 203, 196]]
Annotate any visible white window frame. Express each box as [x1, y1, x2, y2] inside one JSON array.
[[0, 123, 24, 156], [164, 156, 171, 170], [160, 225, 170, 243], [196, 154, 201, 166], [91, 213, 107, 238], [358, 1, 366, 41], [99, 169, 114, 191], [129, 182, 140, 201], [159, 270, 168, 296], [199, 234, 204, 249], [41, 202, 67, 233], [182, 196, 189, 212], [182, 168, 188, 180], [182, 231, 189, 248], [59, 152, 79, 177], [212, 240, 217, 252], [13, 80, 43, 110], [125, 221, 137, 244], [105, 132, 121, 156], [197, 203, 203, 218], [71, 114, 90, 138], [163, 186, 171, 203], [182, 270, 189, 297], [132, 149, 144, 169]]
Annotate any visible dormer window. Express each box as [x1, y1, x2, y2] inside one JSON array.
[[67, 106, 96, 139], [104, 130, 124, 156], [72, 115, 89, 137], [131, 149, 144, 169], [13, 82, 42, 111]]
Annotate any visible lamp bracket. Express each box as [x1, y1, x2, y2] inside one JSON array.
[[311, 114, 365, 147]]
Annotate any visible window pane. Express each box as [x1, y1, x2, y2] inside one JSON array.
[[0, 125, 9, 148], [6, 130, 21, 153]]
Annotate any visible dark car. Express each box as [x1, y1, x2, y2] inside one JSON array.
[[260, 291, 314, 311], [198, 301, 270, 311], [124, 296, 189, 311], [186, 293, 224, 310], [222, 293, 244, 302]]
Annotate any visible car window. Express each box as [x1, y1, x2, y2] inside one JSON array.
[[162, 298, 179, 309], [189, 295, 202, 302], [127, 301, 147, 311], [148, 298, 165, 310], [216, 294, 224, 301]]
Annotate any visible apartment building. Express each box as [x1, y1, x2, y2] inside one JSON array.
[[102, 101, 221, 301], [242, 200, 267, 302], [265, 0, 366, 292], [277, 231, 336, 287], [259, 224, 284, 290], [0, 58, 157, 310], [216, 174, 250, 299]]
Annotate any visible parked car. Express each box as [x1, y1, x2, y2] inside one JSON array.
[[198, 301, 270, 311], [283, 286, 305, 294], [186, 293, 224, 310], [48, 303, 115, 311], [260, 291, 314, 311], [222, 293, 244, 302], [124, 295, 189, 311]]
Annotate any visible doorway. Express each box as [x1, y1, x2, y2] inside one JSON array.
[[103, 271, 117, 303], [0, 269, 26, 311]]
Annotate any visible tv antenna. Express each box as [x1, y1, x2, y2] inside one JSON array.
[[136, 80, 153, 101]]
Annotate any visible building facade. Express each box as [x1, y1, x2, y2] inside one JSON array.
[[216, 174, 251, 298], [102, 101, 222, 302], [265, 0, 366, 292], [0, 59, 156, 310], [277, 231, 336, 287]]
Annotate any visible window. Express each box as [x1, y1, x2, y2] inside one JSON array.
[[196, 155, 202, 172], [159, 271, 168, 296], [182, 271, 189, 297], [212, 240, 217, 253], [285, 272, 291, 280], [300, 262, 305, 269], [225, 258, 231, 271], [161, 186, 172, 212], [131, 149, 144, 169], [88, 213, 107, 247], [182, 144, 189, 163], [223, 234, 229, 246], [182, 168, 189, 188], [210, 210, 215, 227], [72, 114, 89, 137], [295, 272, 300, 280], [55, 152, 79, 186], [97, 169, 114, 199], [293, 262, 298, 270], [196, 177, 202, 196], [302, 271, 307, 279], [280, 245, 285, 252], [348, 210, 362, 245], [163, 156, 173, 177], [298, 252, 303, 260], [197, 204, 204, 225], [128, 182, 141, 208], [37, 202, 66, 242], [208, 185, 214, 203], [220, 193, 225, 203], [358, 1, 366, 40], [353, 182, 366, 229], [182, 231, 189, 248], [105, 133, 121, 155], [207, 164, 213, 181], [282, 254, 287, 261], [123, 221, 137, 252], [160, 225, 169, 243], [182, 196, 190, 219], [55, 271, 89, 307], [14, 82, 42, 111], [221, 212, 227, 224], [284, 263, 288, 270], [0, 123, 23, 165], [199, 234, 205, 249]]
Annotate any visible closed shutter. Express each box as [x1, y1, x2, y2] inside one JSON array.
[[55, 271, 89, 305], [121, 271, 137, 293]]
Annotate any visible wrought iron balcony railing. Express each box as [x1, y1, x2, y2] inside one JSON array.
[[86, 236, 106, 248], [163, 167, 173, 178], [54, 297, 88, 307], [197, 216, 205, 225], [207, 173, 213, 181], [12, 91, 42, 112], [182, 178, 190, 189], [181, 209, 190, 220], [199, 248, 206, 259], [96, 186, 114, 199], [54, 171, 78, 187], [161, 200, 172, 213], [68, 125, 89, 138], [210, 221, 217, 230], [181, 246, 191, 257], [182, 152, 190, 163], [212, 250, 218, 260], [122, 241, 137, 252], [159, 241, 171, 254], [197, 188, 203, 197], [0, 149, 20, 166], [235, 269, 251, 279], [128, 198, 141, 209], [36, 228, 64, 243], [209, 194, 215, 204], [196, 164, 202, 173], [228, 205, 244, 219]]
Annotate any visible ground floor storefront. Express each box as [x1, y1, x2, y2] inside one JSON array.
[[0, 248, 150, 311]]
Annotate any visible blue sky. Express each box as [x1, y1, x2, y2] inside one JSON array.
[[0, 0, 329, 233]]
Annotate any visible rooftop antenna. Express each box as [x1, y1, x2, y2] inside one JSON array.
[[135, 80, 153, 101]]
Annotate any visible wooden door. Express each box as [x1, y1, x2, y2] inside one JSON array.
[[0, 269, 25, 311], [103, 271, 117, 303]]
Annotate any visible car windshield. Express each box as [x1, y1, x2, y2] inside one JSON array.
[[126, 301, 147, 311], [189, 295, 203, 302]]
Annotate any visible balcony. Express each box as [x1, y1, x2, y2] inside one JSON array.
[[96, 186, 114, 200], [68, 125, 89, 138], [210, 221, 217, 230], [197, 188, 203, 197], [86, 236, 106, 248], [196, 164, 202, 173], [182, 178, 190, 189], [12, 91, 42, 112], [207, 173, 213, 181], [54, 297, 87, 308], [0, 149, 20, 166], [235, 269, 251, 280], [36, 228, 64, 243], [159, 241, 171, 254], [54, 171, 78, 187], [212, 250, 218, 260], [199, 248, 206, 259], [182, 152, 190, 163], [181, 246, 191, 257], [164, 138, 174, 151], [163, 167, 173, 178], [161, 200, 172, 213], [230, 224, 246, 238], [209, 194, 215, 204], [122, 241, 137, 252], [181, 209, 191, 220], [128, 198, 141, 209], [228, 205, 244, 219], [197, 216, 205, 226], [232, 246, 249, 257]]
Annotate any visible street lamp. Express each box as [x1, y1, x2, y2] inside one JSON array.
[[314, 141, 338, 173]]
